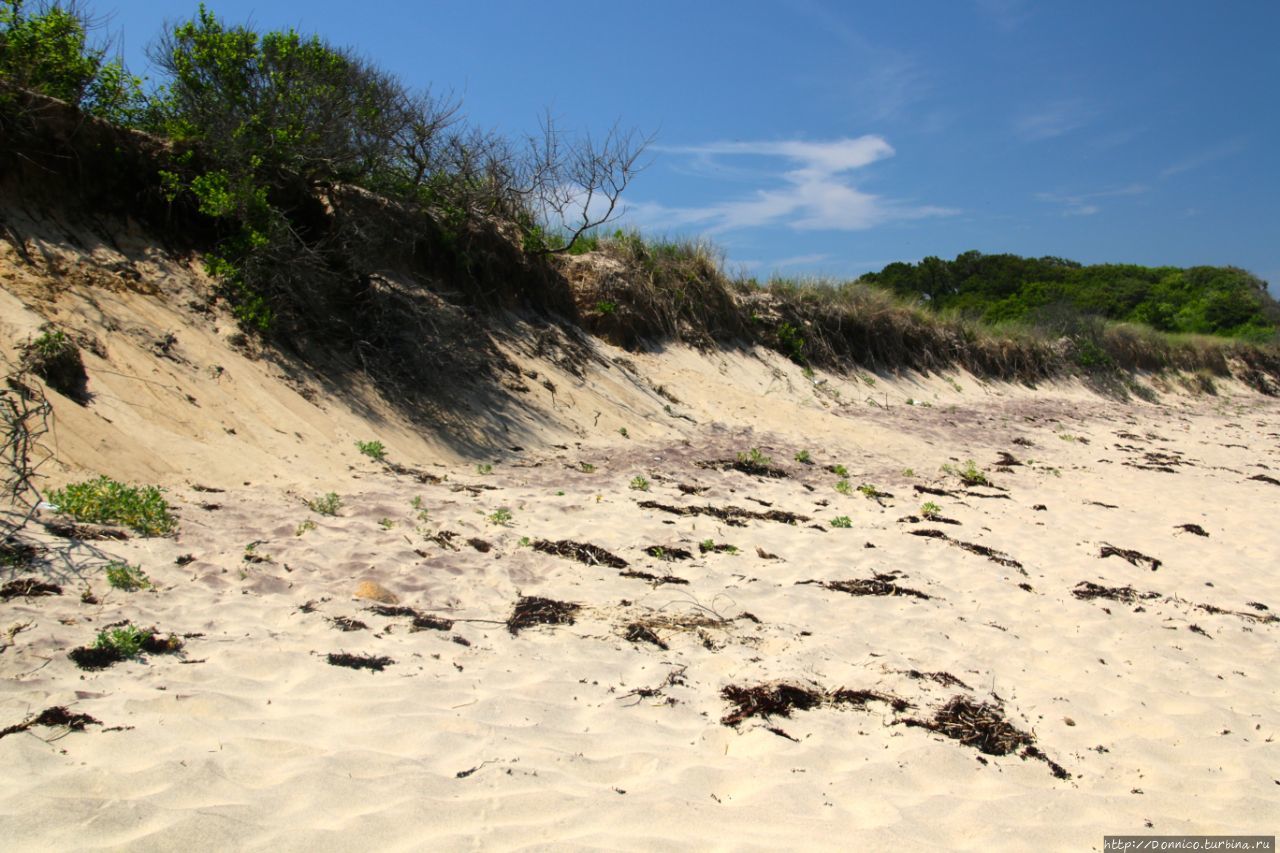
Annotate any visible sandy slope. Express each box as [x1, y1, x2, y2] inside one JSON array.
[[2, 221, 1279, 850]]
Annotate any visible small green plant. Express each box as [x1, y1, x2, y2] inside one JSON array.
[[618, 427, 629, 439], [942, 460, 992, 488], [629, 475, 650, 491], [518, 536, 532, 547], [48, 476, 176, 536], [860, 374, 876, 387], [307, 492, 342, 515], [737, 447, 772, 467], [295, 519, 316, 536], [410, 496, 429, 522], [93, 624, 152, 659], [835, 479, 852, 495], [105, 561, 150, 591], [595, 300, 617, 315], [699, 538, 715, 552], [902, 468, 915, 477], [355, 439, 387, 461], [1058, 433, 1080, 442], [378, 517, 394, 529], [555, 490, 565, 496], [920, 501, 942, 519], [831, 464, 849, 477], [579, 462, 596, 473], [946, 378, 962, 393], [831, 516, 852, 528], [795, 450, 813, 464], [488, 507, 513, 526], [858, 483, 880, 499], [476, 463, 493, 475]]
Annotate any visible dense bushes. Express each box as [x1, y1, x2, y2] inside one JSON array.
[[862, 251, 1278, 340]]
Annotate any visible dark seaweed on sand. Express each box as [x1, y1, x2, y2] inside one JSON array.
[[506, 596, 580, 635], [721, 682, 908, 727], [1099, 543, 1162, 571], [624, 623, 669, 650], [637, 500, 809, 525], [0, 706, 101, 739], [798, 574, 932, 600], [0, 577, 61, 600], [533, 539, 628, 569], [327, 652, 394, 671], [902, 695, 1070, 779], [366, 604, 453, 631], [1072, 581, 1160, 605]]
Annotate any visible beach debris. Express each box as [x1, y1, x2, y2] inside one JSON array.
[[913, 485, 959, 497], [533, 539, 628, 568], [677, 483, 708, 495], [619, 569, 688, 586], [427, 530, 460, 550], [41, 519, 129, 541], [902, 670, 972, 690], [1072, 581, 1160, 605], [1099, 544, 1162, 571], [1174, 523, 1209, 537], [994, 451, 1023, 467], [898, 514, 961, 525], [623, 623, 668, 650], [0, 706, 101, 739], [353, 580, 399, 604], [327, 652, 394, 671], [327, 616, 368, 632], [1248, 474, 1280, 486], [506, 596, 580, 635], [0, 577, 61, 600], [68, 626, 184, 670], [697, 456, 789, 479], [466, 537, 492, 553], [637, 501, 809, 526], [797, 572, 932, 600], [902, 695, 1070, 779], [365, 604, 453, 631], [909, 529, 1024, 571], [644, 545, 693, 561], [720, 682, 907, 727], [0, 539, 41, 567]]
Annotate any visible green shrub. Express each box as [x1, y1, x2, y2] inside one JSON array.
[[307, 492, 342, 515], [356, 440, 386, 461], [920, 501, 941, 519], [629, 475, 650, 491], [20, 329, 88, 400], [831, 516, 852, 528], [488, 507, 512, 525], [105, 561, 150, 591], [794, 450, 812, 464], [49, 476, 176, 535], [736, 447, 772, 467], [93, 624, 151, 659], [835, 479, 852, 495]]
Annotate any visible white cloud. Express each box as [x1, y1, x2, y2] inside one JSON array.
[[1160, 138, 1248, 178], [1035, 183, 1147, 216], [629, 136, 955, 234], [1014, 99, 1094, 141]]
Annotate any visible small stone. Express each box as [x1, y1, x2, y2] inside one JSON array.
[[353, 580, 398, 605]]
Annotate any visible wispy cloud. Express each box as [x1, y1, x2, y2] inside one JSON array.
[[1160, 138, 1249, 178], [1035, 183, 1147, 216], [629, 136, 956, 234], [1014, 99, 1094, 141], [975, 0, 1031, 31]]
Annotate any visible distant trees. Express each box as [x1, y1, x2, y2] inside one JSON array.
[[861, 252, 1277, 340]]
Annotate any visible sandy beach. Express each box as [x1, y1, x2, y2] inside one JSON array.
[[3, 245, 1278, 849]]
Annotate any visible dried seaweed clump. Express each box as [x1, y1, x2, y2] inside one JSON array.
[[532, 539, 628, 569], [902, 695, 1070, 779], [506, 596, 580, 635]]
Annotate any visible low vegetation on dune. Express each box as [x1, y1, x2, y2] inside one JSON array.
[[2, 1, 1277, 405]]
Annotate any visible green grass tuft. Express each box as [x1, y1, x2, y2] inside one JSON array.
[[49, 477, 176, 536]]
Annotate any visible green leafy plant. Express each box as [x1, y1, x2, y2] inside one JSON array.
[[830, 516, 852, 528], [307, 492, 342, 515], [378, 517, 394, 529], [920, 501, 942, 519], [48, 476, 176, 536], [902, 468, 915, 477], [831, 464, 849, 477], [629, 475, 650, 491], [105, 561, 150, 591], [737, 447, 772, 467], [618, 427, 629, 439], [295, 519, 316, 536], [835, 479, 852, 495], [488, 507, 513, 526], [942, 460, 992, 488], [794, 450, 812, 464], [93, 624, 152, 659], [476, 463, 493, 475], [356, 440, 387, 461], [857, 483, 880, 499]]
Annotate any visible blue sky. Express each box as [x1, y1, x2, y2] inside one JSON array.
[[101, 1, 1279, 287]]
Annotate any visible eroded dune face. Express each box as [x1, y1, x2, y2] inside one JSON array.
[[3, 209, 1280, 848]]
